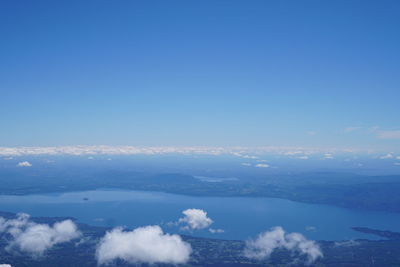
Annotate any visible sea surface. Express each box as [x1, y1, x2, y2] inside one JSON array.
[[0, 189, 399, 241]]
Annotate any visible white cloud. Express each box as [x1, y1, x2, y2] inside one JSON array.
[[16, 161, 32, 167], [0, 213, 81, 256], [344, 127, 361, 133], [377, 130, 400, 139], [96, 225, 191, 265], [324, 154, 334, 159], [380, 153, 393, 159], [178, 209, 213, 231], [305, 226, 317, 232], [397, 156, 400, 160], [255, 163, 269, 168], [0, 145, 362, 157], [334, 240, 360, 247], [283, 151, 304, 156], [209, 228, 224, 234], [244, 226, 322, 264], [0, 264, 12, 267], [297, 156, 309, 160], [241, 163, 251, 166]]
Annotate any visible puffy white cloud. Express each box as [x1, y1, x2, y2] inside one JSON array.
[[0, 213, 81, 256], [178, 209, 213, 231], [255, 163, 269, 168], [0, 264, 12, 267], [16, 161, 32, 167], [244, 226, 322, 264], [96, 225, 191, 265]]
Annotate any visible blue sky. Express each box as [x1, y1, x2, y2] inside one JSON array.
[[1, 0, 399, 150]]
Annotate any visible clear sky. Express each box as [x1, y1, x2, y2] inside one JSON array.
[[1, 0, 399, 150]]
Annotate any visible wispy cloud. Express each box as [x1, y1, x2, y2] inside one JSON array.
[[255, 163, 269, 168], [334, 240, 360, 247], [380, 153, 393, 159], [344, 126, 362, 133], [209, 228, 224, 234], [297, 156, 309, 160], [377, 130, 400, 140]]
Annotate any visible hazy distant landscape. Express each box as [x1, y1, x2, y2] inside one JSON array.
[[1, 151, 400, 213], [1, 150, 400, 266]]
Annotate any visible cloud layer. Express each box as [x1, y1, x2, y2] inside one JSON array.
[[244, 226, 323, 264], [0, 213, 81, 256], [96, 225, 191, 265], [0, 145, 363, 157]]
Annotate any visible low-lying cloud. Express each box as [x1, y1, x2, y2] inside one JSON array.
[[0, 145, 364, 158], [16, 161, 32, 167], [380, 153, 393, 159], [244, 226, 323, 264], [96, 225, 191, 265], [0, 213, 81, 256], [334, 240, 360, 247], [255, 163, 269, 168], [209, 228, 224, 234], [178, 209, 213, 231]]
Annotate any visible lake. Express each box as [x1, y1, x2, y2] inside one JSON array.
[[0, 189, 399, 241]]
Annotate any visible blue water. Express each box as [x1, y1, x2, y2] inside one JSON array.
[[0, 189, 399, 241]]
